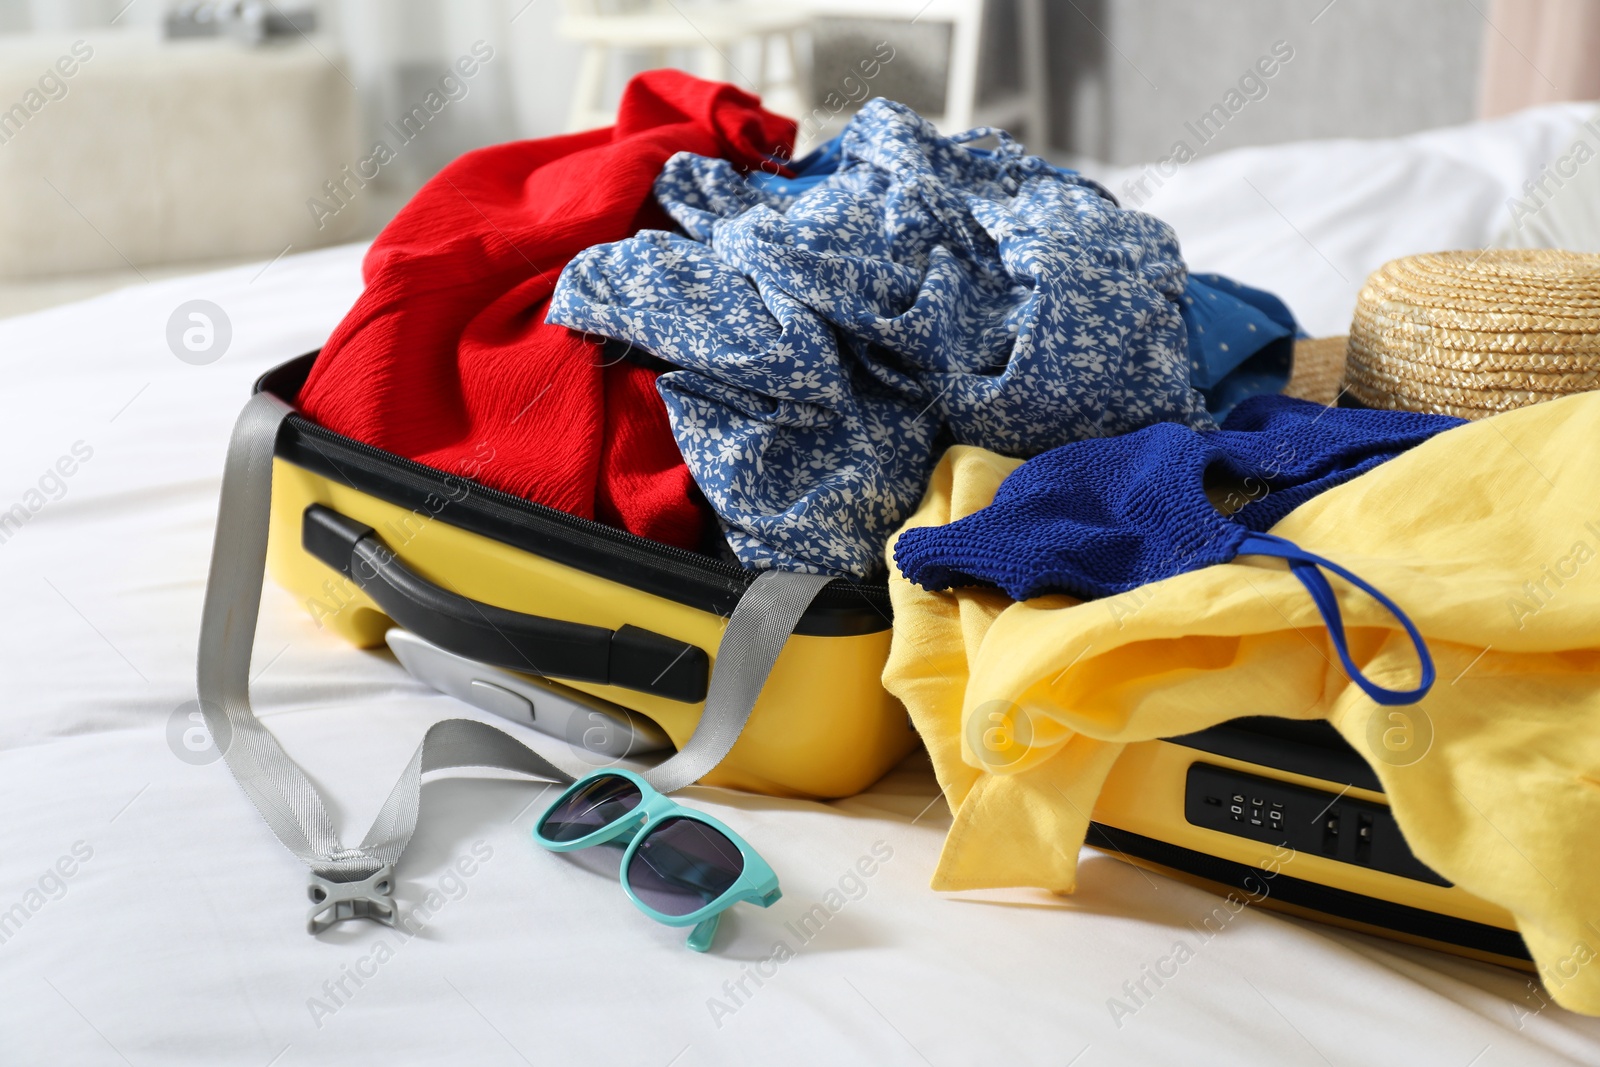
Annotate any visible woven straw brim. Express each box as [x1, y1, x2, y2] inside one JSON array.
[[1284, 336, 1349, 406], [1345, 249, 1600, 419]]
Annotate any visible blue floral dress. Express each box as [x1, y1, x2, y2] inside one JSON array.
[[549, 100, 1220, 577]]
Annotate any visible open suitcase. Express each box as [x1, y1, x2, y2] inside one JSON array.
[[257, 354, 1528, 964], [257, 353, 920, 799]]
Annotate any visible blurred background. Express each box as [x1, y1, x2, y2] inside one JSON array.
[[0, 0, 1591, 317]]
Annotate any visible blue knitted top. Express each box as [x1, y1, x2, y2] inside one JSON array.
[[893, 394, 1466, 704]]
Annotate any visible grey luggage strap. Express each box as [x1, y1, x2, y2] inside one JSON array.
[[197, 391, 834, 933]]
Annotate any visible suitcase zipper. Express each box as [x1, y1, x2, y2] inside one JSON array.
[[278, 413, 894, 627]]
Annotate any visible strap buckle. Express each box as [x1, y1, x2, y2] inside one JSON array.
[[306, 865, 396, 934]]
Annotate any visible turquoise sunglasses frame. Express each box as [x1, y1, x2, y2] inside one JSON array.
[[532, 768, 781, 952]]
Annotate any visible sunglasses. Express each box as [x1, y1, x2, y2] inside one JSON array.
[[533, 769, 781, 951]]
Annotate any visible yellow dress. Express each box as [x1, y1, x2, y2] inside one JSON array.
[[883, 391, 1600, 1014]]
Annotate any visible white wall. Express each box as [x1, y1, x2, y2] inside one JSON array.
[[1047, 0, 1484, 164]]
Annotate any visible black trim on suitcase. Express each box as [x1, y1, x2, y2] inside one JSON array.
[[1164, 716, 1384, 793], [256, 354, 892, 637], [1085, 823, 1531, 962], [304, 504, 711, 702]]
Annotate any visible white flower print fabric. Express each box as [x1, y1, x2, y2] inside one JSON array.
[[548, 99, 1214, 578]]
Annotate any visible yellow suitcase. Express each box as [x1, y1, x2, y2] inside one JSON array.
[[257, 353, 920, 799], [1090, 716, 1529, 968]]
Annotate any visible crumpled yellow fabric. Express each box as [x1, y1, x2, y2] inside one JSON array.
[[883, 392, 1600, 1014]]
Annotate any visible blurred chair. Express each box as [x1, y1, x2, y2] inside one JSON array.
[[800, 0, 1048, 139], [559, 0, 808, 130]]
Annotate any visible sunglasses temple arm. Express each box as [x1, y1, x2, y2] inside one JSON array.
[[686, 913, 721, 953]]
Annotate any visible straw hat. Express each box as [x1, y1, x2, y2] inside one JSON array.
[[1340, 249, 1600, 419], [1284, 335, 1349, 406]]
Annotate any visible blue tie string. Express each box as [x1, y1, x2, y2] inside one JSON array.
[[1236, 531, 1435, 706]]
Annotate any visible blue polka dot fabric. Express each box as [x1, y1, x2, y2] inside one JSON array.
[[1180, 273, 1296, 417], [548, 100, 1278, 577]]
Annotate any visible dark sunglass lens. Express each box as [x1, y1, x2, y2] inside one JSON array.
[[626, 817, 746, 917], [540, 775, 643, 842]]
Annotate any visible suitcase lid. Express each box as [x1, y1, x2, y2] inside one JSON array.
[[257, 354, 892, 638]]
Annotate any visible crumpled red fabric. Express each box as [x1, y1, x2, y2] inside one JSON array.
[[298, 71, 796, 549]]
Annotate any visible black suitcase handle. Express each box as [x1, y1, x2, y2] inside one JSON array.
[[301, 504, 709, 703]]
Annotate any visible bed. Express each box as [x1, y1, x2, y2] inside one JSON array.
[[4, 102, 1600, 1066]]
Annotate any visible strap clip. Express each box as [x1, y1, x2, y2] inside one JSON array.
[[307, 865, 396, 934]]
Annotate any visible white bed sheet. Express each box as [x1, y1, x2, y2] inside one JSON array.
[[4, 104, 1600, 1067]]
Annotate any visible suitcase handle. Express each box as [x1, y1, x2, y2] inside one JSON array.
[[301, 504, 710, 703]]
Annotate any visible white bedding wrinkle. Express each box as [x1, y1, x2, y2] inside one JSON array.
[[1494, 106, 1600, 253], [0, 438, 92, 545], [1086, 102, 1595, 336], [0, 840, 93, 946]]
